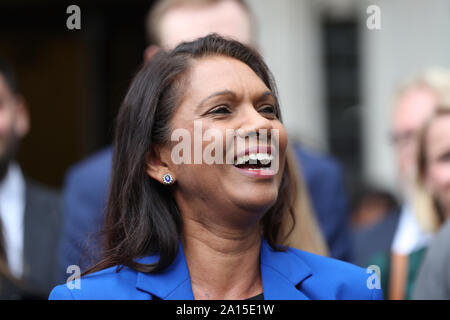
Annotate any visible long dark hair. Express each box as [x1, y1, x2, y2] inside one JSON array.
[[86, 34, 295, 275]]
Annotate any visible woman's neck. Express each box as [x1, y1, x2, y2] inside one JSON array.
[[181, 217, 263, 300]]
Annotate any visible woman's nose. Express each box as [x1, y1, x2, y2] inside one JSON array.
[[237, 104, 274, 137]]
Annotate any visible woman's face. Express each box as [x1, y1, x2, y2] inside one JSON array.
[[160, 56, 288, 225], [425, 114, 450, 216]]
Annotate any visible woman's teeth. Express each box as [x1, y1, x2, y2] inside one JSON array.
[[234, 153, 274, 166]]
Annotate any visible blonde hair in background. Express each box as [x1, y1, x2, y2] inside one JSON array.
[[279, 146, 329, 256], [414, 104, 450, 233], [393, 67, 450, 233], [394, 67, 450, 107]]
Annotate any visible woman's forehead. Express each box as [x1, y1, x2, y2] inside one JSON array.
[[185, 56, 270, 98]]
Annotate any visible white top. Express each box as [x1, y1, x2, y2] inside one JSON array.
[[0, 162, 25, 278], [391, 203, 433, 255]]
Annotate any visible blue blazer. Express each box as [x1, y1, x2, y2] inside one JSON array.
[[50, 239, 382, 300]]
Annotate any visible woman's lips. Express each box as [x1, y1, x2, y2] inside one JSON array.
[[232, 165, 276, 178], [230, 144, 278, 178]]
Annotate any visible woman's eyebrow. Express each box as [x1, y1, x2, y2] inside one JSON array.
[[258, 91, 277, 102], [196, 90, 237, 109]]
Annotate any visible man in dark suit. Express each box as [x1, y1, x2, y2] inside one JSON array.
[[58, 0, 351, 281], [59, 147, 111, 275], [294, 144, 351, 261], [0, 60, 61, 299]]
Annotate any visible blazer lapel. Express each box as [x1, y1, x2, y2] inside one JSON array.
[[136, 239, 314, 300], [22, 180, 62, 295], [22, 181, 38, 285], [135, 243, 194, 300], [260, 239, 313, 300]]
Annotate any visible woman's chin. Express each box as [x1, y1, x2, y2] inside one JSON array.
[[231, 189, 279, 214]]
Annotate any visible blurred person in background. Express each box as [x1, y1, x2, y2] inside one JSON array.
[[383, 67, 450, 299], [0, 60, 62, 299], [0, 219, 41, 299], [293, 145, 351, 261], [58, 0, 352, 282], [349, 187, 399, 268], [412, 104, 450, 299]]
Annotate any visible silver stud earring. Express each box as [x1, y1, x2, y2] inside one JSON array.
[[162, 173, 174, 185]]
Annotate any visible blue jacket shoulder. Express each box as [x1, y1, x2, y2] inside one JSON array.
[[49, 265, 147, 300], [287, 247, 383, 300]]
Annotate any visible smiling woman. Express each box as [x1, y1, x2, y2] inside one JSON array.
[[414, 104, 450, 231], [49, 34, 382, 300]]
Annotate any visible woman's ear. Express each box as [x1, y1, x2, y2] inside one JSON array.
[[145, 148, 174, 184]]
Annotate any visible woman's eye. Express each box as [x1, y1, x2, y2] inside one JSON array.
[[439, 151, 450, 162], [208, 105, 231, 115], [259, 105, 277, 115]]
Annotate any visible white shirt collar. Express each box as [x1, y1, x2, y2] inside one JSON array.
[[391, 203, 433, 255], [0, 162, 26, 278]]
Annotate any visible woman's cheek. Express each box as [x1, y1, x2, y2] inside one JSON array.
[[438, 163, 450, 188], [428, 163, 447, 192], [278, 126, 288, 157]]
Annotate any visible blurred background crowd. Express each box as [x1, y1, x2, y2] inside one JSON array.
[[1, 0, 450, 300]]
